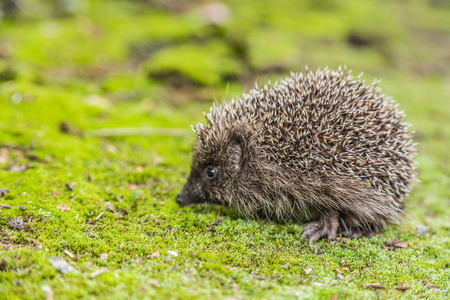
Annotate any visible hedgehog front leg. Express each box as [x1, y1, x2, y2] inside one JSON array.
[[301, 210, 339, 244]]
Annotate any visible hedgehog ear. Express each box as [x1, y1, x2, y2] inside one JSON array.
[[228, 130, 246, 172]]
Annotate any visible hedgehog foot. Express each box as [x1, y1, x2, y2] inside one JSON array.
[[338, 226, 378, 239], [301, 211, 339, 245]]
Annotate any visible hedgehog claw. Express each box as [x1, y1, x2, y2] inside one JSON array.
[[338, 227, 378, 239], [301, 211, 339, 244]]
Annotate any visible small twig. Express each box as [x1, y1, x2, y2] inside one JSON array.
[[95, 212, 104, 221], [84, 127, 191, 138]]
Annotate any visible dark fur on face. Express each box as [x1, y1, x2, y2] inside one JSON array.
[[176, 68, 417, 244], [177, 127, 250, 208]]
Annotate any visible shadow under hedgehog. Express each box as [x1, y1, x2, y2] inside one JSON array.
[[176, 67, 417, 244]]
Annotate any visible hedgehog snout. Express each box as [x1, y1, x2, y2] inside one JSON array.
[[176, 180, 206, 207], [175, 193, 185, 207]]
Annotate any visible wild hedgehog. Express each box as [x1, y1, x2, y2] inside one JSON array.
[[176, 67, 417, 244]]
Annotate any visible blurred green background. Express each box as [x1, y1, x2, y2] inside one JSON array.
[[0, 0, 449, 299]]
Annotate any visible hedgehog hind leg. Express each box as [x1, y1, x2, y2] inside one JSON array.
[[301, 210, 339, 245]]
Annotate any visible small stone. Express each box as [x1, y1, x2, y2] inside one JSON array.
[[48, 256, 75, 274], [14, 280, 23, 286], [198, 1, 232, 26], [7, 216, 24, 230], [385, 237, 400, 246], [167, 250, 178, 257], [65, 182, 74, 191], [0, 189, 10, 197], [105, 201, 114, 212], [416, 225, 428, 237], [19, 206, 26, 211], [99, 253, 108, 260], [337, 274, 345, 281]]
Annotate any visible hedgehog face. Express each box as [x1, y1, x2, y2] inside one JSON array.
[[176, 127, 248, 207], [175, 165, 224, 207]]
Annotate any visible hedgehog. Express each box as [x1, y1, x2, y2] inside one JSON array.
[[176, 67, 417, 244]]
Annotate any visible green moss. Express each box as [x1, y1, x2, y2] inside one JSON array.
[[0, 0, 449, 299], [144, 41, 243, 86]]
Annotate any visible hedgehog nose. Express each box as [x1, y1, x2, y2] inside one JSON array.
[[176, 194, 184, 206]]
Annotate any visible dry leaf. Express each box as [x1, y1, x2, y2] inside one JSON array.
[[99, 253, 108, 260], [51, 189, 59, 196], [64, 250, 78, 261], [148, 279, 159, 287], [91, 269, 109, 278], [312, 282, 323, 287], [135, 257, 144, 264], [149, 251, 160, 258], [41, 285, 54, 300], [0, 148, 9, 164], [304, 267, 312, 274], [25, 237, 40, 245], [57, 204, 70, 212], [361, 283, 386, 289], [396, 227, 409, 232], [419, 279, 435, 289], [394, 241, 409, 248], [232, 282, 239, 292]]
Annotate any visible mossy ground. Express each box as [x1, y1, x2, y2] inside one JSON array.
[[0, 0, 449, 299]]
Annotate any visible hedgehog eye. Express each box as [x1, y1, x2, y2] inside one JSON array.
[[205, 167, 217, 179]]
